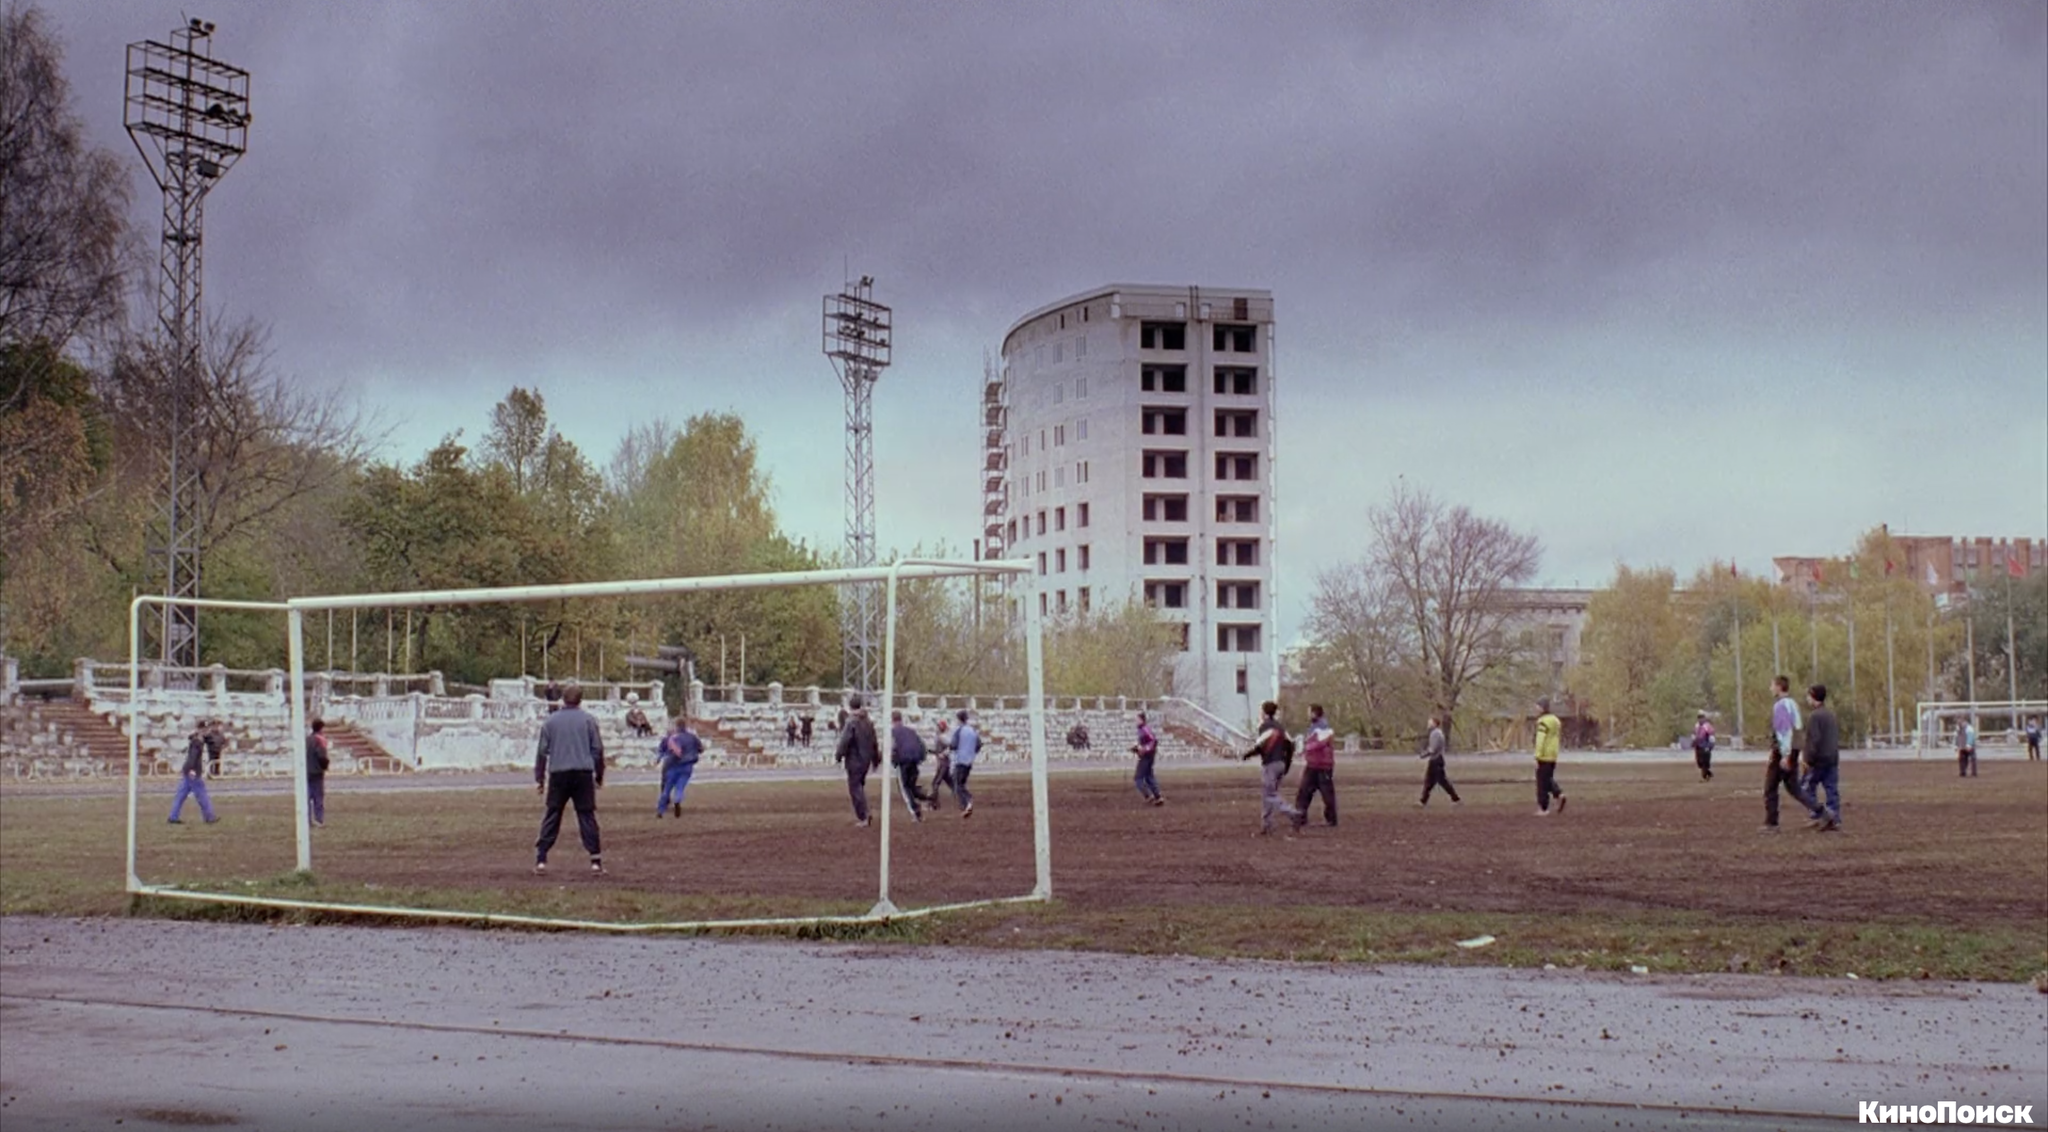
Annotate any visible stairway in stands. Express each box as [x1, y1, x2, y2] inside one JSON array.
[[321, 722, 406, 773]]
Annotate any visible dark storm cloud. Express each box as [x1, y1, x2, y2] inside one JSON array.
[[54, 1, 2046, 374]]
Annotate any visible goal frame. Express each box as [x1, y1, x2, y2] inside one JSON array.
[[124, 557, 1049, 931]]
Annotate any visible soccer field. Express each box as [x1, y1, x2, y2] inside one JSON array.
[[4, 757, 2043, 981]]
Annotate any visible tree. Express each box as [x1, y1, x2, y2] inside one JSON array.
[[0, 2, 133, 355], [480, 387, 549, 495], [1368, 482, 1542, 722], [1043, 599, 1182, 699], [1298, 559, 1431, 741], [1577, 565, 1694, 747]]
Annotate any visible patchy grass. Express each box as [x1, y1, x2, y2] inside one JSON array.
[[5, 759, 2044, 982]]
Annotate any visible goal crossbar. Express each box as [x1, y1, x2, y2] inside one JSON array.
[[125, 558, 1049, 933]]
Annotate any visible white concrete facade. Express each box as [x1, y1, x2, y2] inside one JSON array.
[[993, 285, 1277, 722]]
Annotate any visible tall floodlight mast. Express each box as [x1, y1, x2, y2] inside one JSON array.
[[823, 277, 891, 692], [124, 19, 251, 667]]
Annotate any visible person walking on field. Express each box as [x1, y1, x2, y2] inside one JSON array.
[[1242, 700, 1299, 835], [655, 716, 701, 818], [889, 710, 932, 822], [2026, 717, 2042, 762], [1131, 711, 1163, 805], [927, 718, 954, 812], [1533, 697, 1566, 816], [167, 724, 218, 824], [1291, 705, 1338, 828], [305, 718, 331, 827], [1418, 714, 1461, 806], [1762, 675, 1816, 832], [834, 695, 881, 827], [533, 684, 606, 874], [1692, 711, 1716, 781], [1954, 717, 1978, 778], [948, 709, 981, 818], [1800, 684, 1842, 832]]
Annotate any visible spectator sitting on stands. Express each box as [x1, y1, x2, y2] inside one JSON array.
[[624, 693, 653, 738], [1066, 723, 1091, 751]]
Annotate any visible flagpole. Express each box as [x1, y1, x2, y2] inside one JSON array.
[[1885, 590, 1896, 745], [1731, 564, 1745, 744], [2007, 555, 2019, 731]]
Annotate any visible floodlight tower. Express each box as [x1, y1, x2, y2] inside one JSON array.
[[124, 18, 251, 667], [823, 276, 891, 693]]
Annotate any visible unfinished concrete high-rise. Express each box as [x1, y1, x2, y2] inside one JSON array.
[[989, 285, 1277, 721]]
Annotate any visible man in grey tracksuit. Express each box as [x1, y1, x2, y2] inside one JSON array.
[[835, 695, 881, 827], [1419, 714, 1460, 805], [533, 684, 606, 874]]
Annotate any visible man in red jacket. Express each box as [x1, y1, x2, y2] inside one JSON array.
[[1291, 705, 1337, 829]]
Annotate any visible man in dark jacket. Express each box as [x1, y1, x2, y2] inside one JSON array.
[[533, 684, 606, 874], [168, 724, 218, 824], [834, 695, 880, 827], [305, 718, 331, 827], [889, 710, 932, 822], [1801, 684, 1842, 832], [203, 719, 226, 777], [1241, 701, 1299, 835]]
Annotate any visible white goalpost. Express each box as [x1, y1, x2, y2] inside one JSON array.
[[124, 557, 1051, 931]]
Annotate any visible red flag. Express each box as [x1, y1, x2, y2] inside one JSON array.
[[2011, 555, 2027, 579], [1884, 559, 1895, 576], [1809, 562, 1822, 582]]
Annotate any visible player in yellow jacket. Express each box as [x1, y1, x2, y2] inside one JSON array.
[[1534, 696, 1566, 815]]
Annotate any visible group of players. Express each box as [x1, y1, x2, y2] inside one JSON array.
[[515, 669, 1998, 872]]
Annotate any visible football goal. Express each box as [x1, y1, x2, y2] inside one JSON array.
[[123, 557, 1049, 931]]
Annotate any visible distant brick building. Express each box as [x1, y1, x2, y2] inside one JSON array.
[[1774, 533, 2045, 599]]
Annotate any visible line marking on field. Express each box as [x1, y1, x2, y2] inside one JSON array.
[[1, 991, 1859, 1126]]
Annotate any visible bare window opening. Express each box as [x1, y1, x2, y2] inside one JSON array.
[[1143, 538, 1190, 566], [1006, 519, 1017, 545], [1140, 321, 1186, 350], [1214, 453, 1258, 481], [1232, 296, 1249, 321], [1214, 367, 1258, 395], [1218, 538, 1260, 566], [1037, 510, 1047, 535], [1054, 424, 1065, 446], [1236, 668, 1249, 694], [1078, 502, 1090, 527], [1078, 586, 1090, 612], [1217, 624, 1262, 653], [1055, 506, 1066, 532], [1216, 496, 1259, 523], [1141, 407, 1187, 435], [1214, 410, 1258, 438], [1140, 365, 1187, 393], [1142, 493, 1190, 522], [1217, 581, 1261, 610], [1037, 552, 1047, 575], [1056, 549, 1067, 573], [1078, 544, 1090, 570], [1141, 450, 1189, 479], [1144, 580, 1188, 609], [1213, 324, 1256, 352]]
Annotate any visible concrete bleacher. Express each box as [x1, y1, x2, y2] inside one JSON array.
[[694, 703, 1235, 768]]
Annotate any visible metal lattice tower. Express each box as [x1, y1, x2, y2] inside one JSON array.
[[823, 277, 891, 692], [124, 19, 250, 667]]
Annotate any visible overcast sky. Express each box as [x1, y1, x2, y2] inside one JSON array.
[[49, 1, 2048, 642]]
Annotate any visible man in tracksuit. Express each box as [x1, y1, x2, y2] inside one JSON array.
[[1291, 705, 1337, 828], [1763, 675, 1816, 831], [1955, 717, 1978, 778], [834, 695, 880, 827], [1131, 711, 1163, 805], [1801, 683, 1841, 832], [889, 710, 931, 822], [305, 718, 331, 827], [1692, 712, 1715, 781], [533, 683, 605, 874], [1419, 714, 1460, 806], [1242, 700, 1299, 835], [167, 724, 218, 824], [655, 716, 701, 818], [929, 718, 954, 811], [1534, 696, 1566, 815], [949, 709, 980, 818]]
